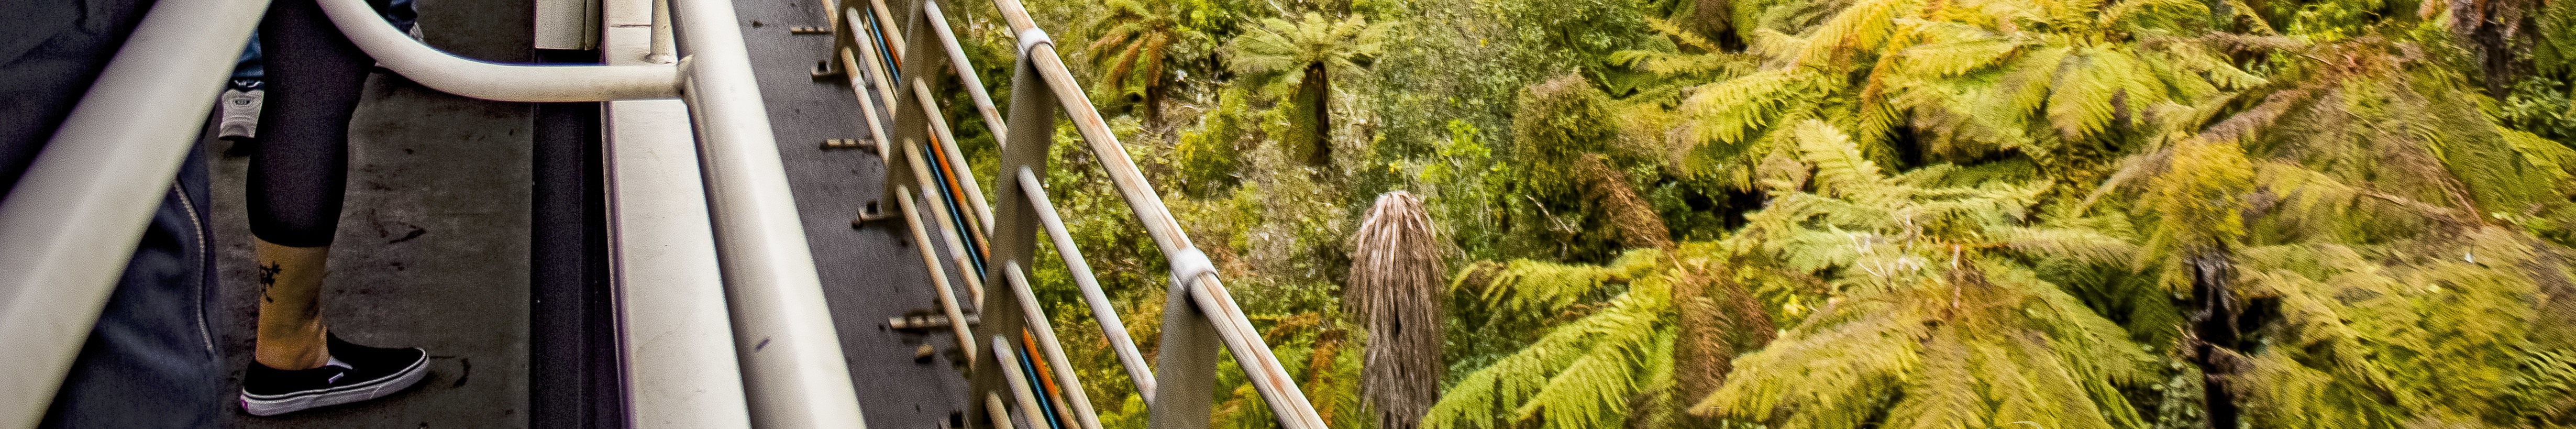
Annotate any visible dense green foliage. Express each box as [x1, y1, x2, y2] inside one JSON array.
[[931, 0, 2576, 426]]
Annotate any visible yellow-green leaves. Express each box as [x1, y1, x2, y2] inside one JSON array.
[[2143, 139, 2254, 250]]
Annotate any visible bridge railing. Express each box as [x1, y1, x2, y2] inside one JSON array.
[[0, 0, 860, 424], [843, 0, 1330, 428]]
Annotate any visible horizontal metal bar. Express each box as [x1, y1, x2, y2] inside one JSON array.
[[986, 394, 1021, 429], [0, 0, 267, 423], [919, 0, 1010, 143], [836, 47, 894, 158], [902, 143, 990, 306], [992, 336, 1051, 429], [319, 0, 679, 102], [987, 14, 1190, 259], [665, 0, 871, 423], [1003, 263, 1105, 429], [898, 185, 982, 361], [975, 0, 1330, 426], [1184, 273, 1326, 428], [867, 0, 906, 59], [1016, 169, 1156, 400], [848, 7, 901, 109], [910, 79, 998, 231], [982, 1, 1327, 426], [599, 0, 754, 423]]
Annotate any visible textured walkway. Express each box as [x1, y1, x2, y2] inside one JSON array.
[[213, 0, 540, 424], [208, 0, 968, 426]]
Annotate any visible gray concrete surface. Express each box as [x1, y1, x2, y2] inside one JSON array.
[[206, 0, 974, 425], [213, 0, 537, 425]]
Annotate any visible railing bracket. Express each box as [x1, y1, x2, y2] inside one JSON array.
[[820, 137, 872, 150], [889, 312, 979, 330], [852, 200, 899, 226], [811, 60, 845, 79]]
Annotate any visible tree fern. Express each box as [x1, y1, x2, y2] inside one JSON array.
[[1694, 122, 2152, 429]]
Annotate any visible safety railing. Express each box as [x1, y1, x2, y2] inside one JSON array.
[[0, 0, 864, 424], [837, 0, 1329, 428]]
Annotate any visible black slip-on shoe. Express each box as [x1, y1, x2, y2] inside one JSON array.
[[239, 334, 428, 416]]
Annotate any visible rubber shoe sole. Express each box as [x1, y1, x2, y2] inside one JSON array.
[[238, 356, 428, 416]]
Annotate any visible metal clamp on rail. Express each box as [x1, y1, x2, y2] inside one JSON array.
[[1166, 247, 1216, 290], [1015, 28, 1052, 54]]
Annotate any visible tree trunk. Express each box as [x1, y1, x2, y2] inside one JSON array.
[[1350, 192, 1445, 429], [2454, 0, 2544, 98], [1304, 63, 1334, 168], [2185, 249, 2243, 429], [1144, 80, 1165, 128], [1690, 0, 1744, 51]]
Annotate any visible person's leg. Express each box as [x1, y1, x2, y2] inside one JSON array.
[[247, 0, 366, 371], [239, 0, 429, 416]]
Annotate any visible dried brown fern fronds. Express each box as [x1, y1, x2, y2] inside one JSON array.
[[1350, 191, 1447, 429], [1577, 155, 1676, 250]]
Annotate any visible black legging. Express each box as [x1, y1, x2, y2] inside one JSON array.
[[249, 0, 381, 247]]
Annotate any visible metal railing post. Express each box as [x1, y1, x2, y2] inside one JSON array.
[[1146, 267, 1223, 429], [966, 30, 1058, 429]]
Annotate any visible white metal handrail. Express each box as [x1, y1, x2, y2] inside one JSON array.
[[330, 0, 872, 423], [0, 0, 268, 423], [318, 0, 679, 102], [3, 0, 872, 424]]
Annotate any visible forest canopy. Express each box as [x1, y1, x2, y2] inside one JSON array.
[[935, 0, 2576, 426]]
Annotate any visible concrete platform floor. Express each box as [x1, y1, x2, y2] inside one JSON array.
[[213, 0, 536, 426], [212, 76, 537, 427], [204, 0, 970, 425]]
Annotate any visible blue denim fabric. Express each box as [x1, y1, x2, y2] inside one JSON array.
[[233, 31, 262, 85], [39, 149, 222, 428]]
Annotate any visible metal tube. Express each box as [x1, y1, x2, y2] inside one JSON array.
[[668, 0, 869, 423], [992, 337, 1051, 429], [979, 2, 1331, 427], [320, 0, 680, 101], [898, 186, 981, 362], [920, 0, 1010, 143], [978, 26, 1189, 259], [647, 0, 677, 64], [1186, 273, 1326, 428], [836, 48, 893, 157], [600, 0, 754, 424], [986, 394, 1022, 429], [911, 80, 997, 230], [0, 0, 266, 423], [902, 144, 989, 306], [1018, 169, 1155, 400], [1004, 264, 1105, 429], [868, 0, 907, 59], [848, 7, 901, 109]]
